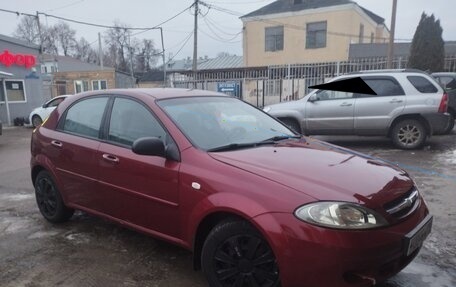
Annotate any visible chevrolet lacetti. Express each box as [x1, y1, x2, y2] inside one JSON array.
[[31, 88, 432, 287]]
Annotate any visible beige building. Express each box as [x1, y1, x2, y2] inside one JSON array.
[[241, 0, 389, 67]]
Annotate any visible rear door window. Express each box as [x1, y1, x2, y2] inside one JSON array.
[[61, 97, 108, 139], [407, 76, 438, 93], [357, 77, 405, 98]]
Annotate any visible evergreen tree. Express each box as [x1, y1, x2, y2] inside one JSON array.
[[408, 13, 445, 72]]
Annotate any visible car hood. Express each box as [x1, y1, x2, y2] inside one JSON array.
[[209, 138, 413, 210]]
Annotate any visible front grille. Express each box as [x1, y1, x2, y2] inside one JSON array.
[[383, 187, 420, 219]]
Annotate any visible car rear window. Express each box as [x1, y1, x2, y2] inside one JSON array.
[[358, 78, 405, 97], [407, 76, 438, 93]]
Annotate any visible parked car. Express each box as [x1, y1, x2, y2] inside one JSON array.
[[431, 72, 456, 133], [29, 95, 70, 127], [31, 88, 432, 287], [264, 69, 450, 149]]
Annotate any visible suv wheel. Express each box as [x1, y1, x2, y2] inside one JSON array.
[[201, 220, 280, 287], [391, 119, 426, 149]]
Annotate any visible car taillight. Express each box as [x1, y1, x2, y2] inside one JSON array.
[[438, 93, 449, 113]]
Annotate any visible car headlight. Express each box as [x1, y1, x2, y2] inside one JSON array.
[[263, 106, 271, 113], [294, 202, 388, 229]]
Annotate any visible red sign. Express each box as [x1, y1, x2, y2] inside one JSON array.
[[0, 50, 36, 69]]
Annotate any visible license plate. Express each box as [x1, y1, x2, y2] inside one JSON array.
[[404, 215, 433, 256]]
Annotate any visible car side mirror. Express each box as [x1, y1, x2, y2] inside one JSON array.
[[42, 104, 47, 108], [308, 94, 319, 103], [132, 137, 165, 157]]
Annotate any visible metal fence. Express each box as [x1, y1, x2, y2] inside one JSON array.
[[171, 56, 456, 107]]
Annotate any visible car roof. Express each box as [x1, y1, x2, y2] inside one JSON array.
[[80, 88, 229, 99], [432, 72, 456, 76]]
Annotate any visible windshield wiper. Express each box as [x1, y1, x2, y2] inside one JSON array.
[[208, 135, 302, 152], [261, 135, 301, 142], [207, 143, 259, 152]]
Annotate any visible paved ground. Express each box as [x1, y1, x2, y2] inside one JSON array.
[[0, 127, 455, 287]]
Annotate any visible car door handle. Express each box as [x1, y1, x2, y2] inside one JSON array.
[[340, 102, 353, 107], [51, 140, 63, 148], [389, 99, 403, 103], [102, 154, 119, 163]]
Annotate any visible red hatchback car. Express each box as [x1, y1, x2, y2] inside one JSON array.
[[31, 89, 432, 287]]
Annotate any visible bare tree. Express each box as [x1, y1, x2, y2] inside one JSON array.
[[53, 21, 77, 56], [13, 16, 40, 45], [74, 37, 98, 64], [104, 21, 131, 72], [134, 39, 159, 73]]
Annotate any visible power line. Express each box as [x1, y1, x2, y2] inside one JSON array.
[[167, 30, 194, 63], [199, 27, 242, 43], [44, 0, 85, 13]]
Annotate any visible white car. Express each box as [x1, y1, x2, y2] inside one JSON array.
[[29, 95, 70, 127]]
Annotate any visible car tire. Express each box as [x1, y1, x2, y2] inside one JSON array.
[[34, 170, 74, 223], [201, 220, 280, 287], [32, 115, 43, 128], [391, 119, 427, 149], [280, 118, 301, 134], [441, 112, 455, 134]]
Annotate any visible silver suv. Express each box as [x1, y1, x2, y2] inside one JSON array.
[[264, 70, 450, 149]]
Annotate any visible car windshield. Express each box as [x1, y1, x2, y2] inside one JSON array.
[[158, 96, 296, 151]]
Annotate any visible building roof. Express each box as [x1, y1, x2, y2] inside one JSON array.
[[241, 0, 384, 25], [349, 41, 456, 59], [164, 55, 243, 73], [0, 34, 40, 50], [42, 54, 114, 72], [199, 56, 243, 70]]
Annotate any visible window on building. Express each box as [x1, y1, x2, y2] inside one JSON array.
[[265, 80, 281, 97], [74, 80, 89, 93], [306, 21, 327, 49], [56, 81, 67, 96], [359, 24, 364, 43], [92, 80, 108, 91], [4, 80, 26, 102], [265, 26, 284, 52]]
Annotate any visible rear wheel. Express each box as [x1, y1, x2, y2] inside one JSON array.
[[201, 220, 280, 287], [391, 119, 426, 149], [32, 115, 43, 128], [34, 170, 74, 223]]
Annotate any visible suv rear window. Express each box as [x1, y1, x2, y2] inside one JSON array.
[[407, 76, 438, 93], [357, 78, 405, 97]]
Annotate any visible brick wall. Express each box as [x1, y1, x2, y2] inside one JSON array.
[[53, 70, 116, 95]]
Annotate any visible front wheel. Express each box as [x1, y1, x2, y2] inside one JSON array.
[[32, 115, 43, 128], [201, 220, 280, 287], [391, 119, 427, 149]]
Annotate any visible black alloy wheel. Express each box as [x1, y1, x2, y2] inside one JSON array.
[[202, 220, 280, 287], [35, 171, 74, 223]]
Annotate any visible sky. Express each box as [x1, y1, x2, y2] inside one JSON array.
[[1, 0, 455, 63]]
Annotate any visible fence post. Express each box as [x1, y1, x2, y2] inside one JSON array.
[[336, 61, 340, 76]]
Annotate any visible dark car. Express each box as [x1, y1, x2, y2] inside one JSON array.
[[31, 88, 432, 287], [432, 72, 456, 133]]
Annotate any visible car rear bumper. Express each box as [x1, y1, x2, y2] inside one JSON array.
[[254, 201, 430, 287], [422, 113, 450, 134]]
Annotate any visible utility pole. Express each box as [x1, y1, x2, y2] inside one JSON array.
[[36, 12, 44, 55], [387, 0, 397, 69], [98, 32, 104, 70], [192, 0, 198, 85], [159, 27, 167, 87]]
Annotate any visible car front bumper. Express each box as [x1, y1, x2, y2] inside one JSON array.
[[254, 200, 430, 287]]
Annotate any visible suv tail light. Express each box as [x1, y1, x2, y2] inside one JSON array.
[[438, 93, 449, 113]]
